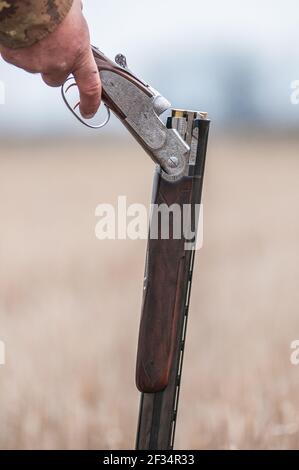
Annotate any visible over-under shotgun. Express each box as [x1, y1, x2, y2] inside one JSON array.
[[136, 111, 209, 449], [62, 48, 210, 450]]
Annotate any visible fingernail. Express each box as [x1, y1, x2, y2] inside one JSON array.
[[82, 113, 94, 120]]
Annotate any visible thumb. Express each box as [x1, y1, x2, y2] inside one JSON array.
[[73, 48, 102, 119]]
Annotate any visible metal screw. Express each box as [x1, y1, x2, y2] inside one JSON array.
[[115, 53, 128, 69], [168, 156, 179, 168]]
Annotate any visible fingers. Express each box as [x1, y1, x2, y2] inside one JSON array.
[[73, 48, 101, 119]]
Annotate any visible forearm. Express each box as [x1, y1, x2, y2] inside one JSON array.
[[0, 0, 73, 49]]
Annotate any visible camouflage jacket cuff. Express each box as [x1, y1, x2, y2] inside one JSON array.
[[0, 0, 74, 49]]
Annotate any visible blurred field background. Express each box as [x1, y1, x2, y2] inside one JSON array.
[[1, 134, 299, 449], [1, 0, 299, 451]]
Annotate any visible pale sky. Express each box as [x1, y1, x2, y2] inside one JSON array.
[[0, 0, 298, 135]]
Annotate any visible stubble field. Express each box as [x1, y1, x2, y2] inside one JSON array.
[[0, 134, 299, 449]]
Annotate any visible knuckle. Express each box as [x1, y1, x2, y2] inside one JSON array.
[[44, 61, 69, 75]]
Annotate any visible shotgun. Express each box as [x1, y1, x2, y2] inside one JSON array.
[[62, 48, 210, 450]]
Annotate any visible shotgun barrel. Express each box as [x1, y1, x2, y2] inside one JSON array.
[[135, 111, 210, 450]]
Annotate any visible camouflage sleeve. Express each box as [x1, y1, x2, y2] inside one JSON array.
[[0, 0, 74, 49]]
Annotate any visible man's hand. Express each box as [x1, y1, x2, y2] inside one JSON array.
[[0, 0, 101, 119]]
